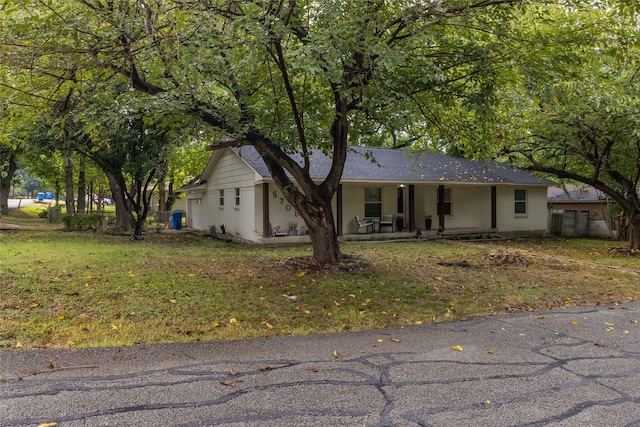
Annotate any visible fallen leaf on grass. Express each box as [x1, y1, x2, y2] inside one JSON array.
[[452, 345, 463, 352], [261, 321, 273, 329]]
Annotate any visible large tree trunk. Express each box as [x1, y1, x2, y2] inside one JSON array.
[[249, 138, 345, 265], [628, 209, 640, 250], [107, 172, 135, 231], [300, 196, 341, 264], [64, 156, 75, 214], [0, 151, 17, 215]]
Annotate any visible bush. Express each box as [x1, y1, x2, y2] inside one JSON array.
[[61, 213, 104, 231], [47, 206, 62, 223]]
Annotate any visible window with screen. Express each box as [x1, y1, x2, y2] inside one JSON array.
[[515, 189, 527, 215], [364, 188, 382, 217]]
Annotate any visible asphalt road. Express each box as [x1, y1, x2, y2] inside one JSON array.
[[6, 199, 35, 210], [1, 302, 640, 426]]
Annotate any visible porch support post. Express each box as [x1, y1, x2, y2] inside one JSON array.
[[337, 184, 343, 236], [491, 185, 497, 229], [262, 183, 270, 238], [408, 184, 415, 232], [438, 184, 445, 230]]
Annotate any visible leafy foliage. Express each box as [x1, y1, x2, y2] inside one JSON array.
[[61, 213, 104, 231], [490, 4, 640, 247], [1, 0, 607, 261]]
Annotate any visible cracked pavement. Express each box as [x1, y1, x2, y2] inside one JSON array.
[[1, 302, 640, 426]]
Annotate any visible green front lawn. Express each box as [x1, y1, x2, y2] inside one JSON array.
[[1, 229, 638, 349]]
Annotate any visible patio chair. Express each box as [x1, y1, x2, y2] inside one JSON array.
[[355, 216, 374, 234], [380, 215, 394, 233]]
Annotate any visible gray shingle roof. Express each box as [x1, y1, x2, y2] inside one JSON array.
[[547, 185, 607, 202], [237, 145, 554, 185]]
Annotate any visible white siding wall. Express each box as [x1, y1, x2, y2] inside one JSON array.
[[260, 183, 305, 236], [421, 185, 492, 229], [496, 186, 548, 232], [186, 195, 206, 229], [189, 150, 258, 240], [424, 185, 491, 229]]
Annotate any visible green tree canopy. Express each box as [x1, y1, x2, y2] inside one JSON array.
[[485, 3, 640, 248], [2, 0, 570, 263]]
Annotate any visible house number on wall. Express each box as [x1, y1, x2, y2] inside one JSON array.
[[273, 191, 299, 216]]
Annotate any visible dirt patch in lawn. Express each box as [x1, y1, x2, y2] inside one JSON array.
[[280, 254, 374, 275]]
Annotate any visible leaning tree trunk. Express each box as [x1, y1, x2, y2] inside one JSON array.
[[254, 141, 344, 265]]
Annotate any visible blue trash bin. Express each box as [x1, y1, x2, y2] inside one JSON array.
[[45, 192, 53, 200], [171, 211, 183, 230], [37, 192, 44, 201]]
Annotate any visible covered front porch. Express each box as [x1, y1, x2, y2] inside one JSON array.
[[335, 183, 501, 236]]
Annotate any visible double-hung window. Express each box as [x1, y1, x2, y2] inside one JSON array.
[[515, 189, 527, 215], [364, 188, 382, 218], [219, 189, 224, 206], [235, 188, 240, 206]]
